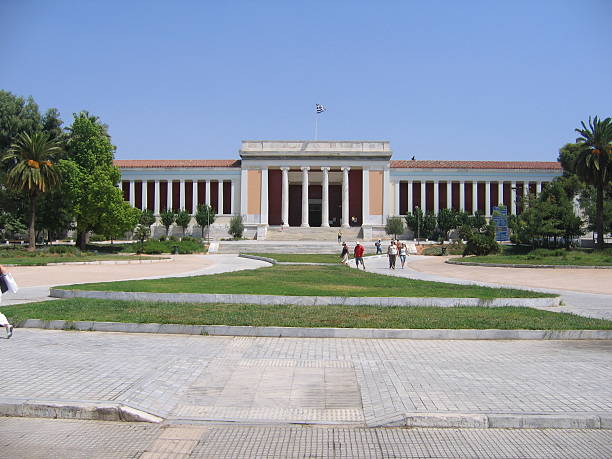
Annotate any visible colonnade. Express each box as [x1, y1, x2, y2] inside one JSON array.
[[122, 179, 235, 216], [394, 179, 545, 216]]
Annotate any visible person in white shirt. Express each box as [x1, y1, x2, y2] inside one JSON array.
[[399, 243, 407, 268], [0, 265, 18, 338], [387, 241, 397, 269]]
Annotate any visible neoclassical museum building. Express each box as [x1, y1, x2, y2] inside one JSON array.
[[115, 140, 562, 239]]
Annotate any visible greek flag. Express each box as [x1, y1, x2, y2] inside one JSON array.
[[316, 104, 326, 114]]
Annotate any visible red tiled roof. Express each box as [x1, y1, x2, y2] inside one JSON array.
[[114, 160, 241, 168], [390, 160, 561, 170]]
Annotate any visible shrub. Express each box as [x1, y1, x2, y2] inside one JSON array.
[[385, 217, 404, 239], [89, 234, 106, 242], [47, 245, 80, 255], [463, 224, 500, 256], [140, 240, 165, 254], [228, 216, 245, 239]]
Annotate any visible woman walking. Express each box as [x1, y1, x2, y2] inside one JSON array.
[[340, 242, 350, 266], [399, 243, 407, 268], [0, 265, 18, 338]]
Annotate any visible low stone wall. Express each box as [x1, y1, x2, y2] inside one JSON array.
[[446, 259, 612, 269]]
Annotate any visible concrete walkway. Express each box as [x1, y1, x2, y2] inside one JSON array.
[[359, 255, 612, 320]]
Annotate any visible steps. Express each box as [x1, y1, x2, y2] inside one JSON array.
[[265, 226, 362, 241], [216, 240, 379, 254]]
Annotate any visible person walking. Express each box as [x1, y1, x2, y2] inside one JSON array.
[[340, 242, 350, 266], [0, 265, 18, 338], [399, 242, 407, 268], [375, 239, 382, 255], [354, 242, 366, 270], [337, 230, 343, 244], [387, 241, 397, 269]]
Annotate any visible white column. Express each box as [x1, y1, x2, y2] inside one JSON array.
[[239, 170, 247, 216], [472, 181, 478, 214], [485, 181, 491, 217], [301, 167, 310, 227], [407, 180, 413, 214], [394, 180, 400, 216], [433, 180, 439, 215], [154, 180, 160, 215], [141, 181, 148, 211], [205, 180, 211, 206], [218, 180, 224, 215], [281, 167, 290, 227], [321, 167, 330, 227], [420, 181, 426, 211], [341, 167, 350, 228], [524, 181, 529, 199], [260, 169, 268, 224], [230, 180, 235, 215], [129, 180, 135, 207], [511, 181, 517, 215], [192, 181, 198, 214], [167, 181, 173, 211], [179, 179, 186, 211], [536, 181, 542, 194], [498, 181, 504, 208], [447, 181, 452, 210], [459, 180, 465, 211]]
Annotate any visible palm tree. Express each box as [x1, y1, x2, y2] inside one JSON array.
[[574, 116, 612, 250], [2, 132, 62, 250]]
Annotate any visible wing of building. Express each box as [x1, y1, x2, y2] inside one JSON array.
[[115, 140, 562, 239]]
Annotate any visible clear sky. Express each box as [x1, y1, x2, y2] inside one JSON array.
[[1, 1, 611, 162]]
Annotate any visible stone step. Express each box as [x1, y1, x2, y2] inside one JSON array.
[[216, 241, 380, 254], [265, 226, 362, 241]]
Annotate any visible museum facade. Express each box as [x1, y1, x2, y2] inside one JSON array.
[[115, 140, 562, 238]]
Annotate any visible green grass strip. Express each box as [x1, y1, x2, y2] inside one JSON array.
[[249, 253, 342, 263], [462, 253, 612, 266], [58, 264, 553, 298], [4, 298, 609, 330]]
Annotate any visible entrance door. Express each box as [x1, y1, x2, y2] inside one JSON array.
[[309, 199, 322, 227]]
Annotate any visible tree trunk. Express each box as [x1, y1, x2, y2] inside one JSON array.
[[28, 195, 38, 251], [78, 230, 88, 250], [596, 181, 604, 250]]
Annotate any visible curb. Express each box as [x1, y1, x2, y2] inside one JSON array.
[[16, 319, 612, 340], [5, 258, 172, 267], [0, 397, 163, 423], [446, 260, 612, 269], [238, 254, 338, 266], [49, 288, 561, 308], [369, 411, 612, 429]]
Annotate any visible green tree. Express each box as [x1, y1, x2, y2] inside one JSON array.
[[160, 209, 176, 236], [228, 215, 245, 239], [385, 217, 404, 239], [2, 132, 62, 250], [574, 116, 612, 249], [194, 204, 216, 238], [405, 207, 424, 239], [63, 112, 125, 249], [436, 208, 457, 240], [0, 211, 27, 241], [175, 209, 191, 237], [139, 209, 156, 227], [98, 201, 141, 242], [133, 224, 150, 252]]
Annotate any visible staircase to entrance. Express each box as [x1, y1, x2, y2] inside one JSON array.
[[265, 226, 362, 241]]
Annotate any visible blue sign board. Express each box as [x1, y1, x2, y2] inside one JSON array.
[[492, 206, 509, 241]]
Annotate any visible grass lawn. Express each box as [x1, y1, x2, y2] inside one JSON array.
[[460, 247, 612, 266], [1, 254, 166, 266], [3, 298, 609, 329], [57, 264, 554, 299], [248, 253, 342, 263]]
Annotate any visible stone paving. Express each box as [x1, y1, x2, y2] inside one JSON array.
[[1, 417, 611, 458], [2, 329, 611, 427]]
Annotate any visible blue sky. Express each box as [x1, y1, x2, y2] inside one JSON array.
[[1, 1, 611, 161]]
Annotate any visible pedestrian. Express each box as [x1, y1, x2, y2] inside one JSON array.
[[340, 242, 350, 266], [399, 242, 407, 268], [0, 264, 18, 339], [387, 241, 397, 269], [354, 242, 366, 270], [375, 239, 382, 255], [337, 230, 343, 244]]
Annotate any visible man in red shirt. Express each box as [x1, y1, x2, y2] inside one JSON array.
[[353, 243, 366, 270]]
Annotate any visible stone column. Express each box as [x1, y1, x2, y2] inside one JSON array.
[[205, 180, 211, 206], [321, 167, 330, 227], [420, 181, 426, 211], [498, 181, 504, 207], [218, 180, 224, 215], [341, 167, 350, 228], [192, 181, 198, 214], [459, 181, 465, 211], [154, 180, 160, 215], [260, 169, 268, 224], [536, 181, 542, 194], [485, 181, 491, 217], [407, 180, 413, 214], [167, 180, 173, 211], [472, 181, 478, 214], [447, 181, 452, 210], [301, 167, 310, 227], [142, 181, 148, 211], [433, 180, 439, 215], [394, 180, 400, 216], [129, 180, 135, 207], [511, 181, 517, 215], [524, 181, 529, 198], [281, 167, 290, 227], [230, 180, 235, 215], [179, 179, 186, 211]]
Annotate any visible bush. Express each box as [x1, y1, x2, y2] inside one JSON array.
[[89, 234, 106, 242], [463, 224, 500, 256], [385, 217, 404, 239], [47, 245, 80, 255], [138, 239, 205, 254], [140, 240, 165, 254], [228, 216, 245, 239]]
